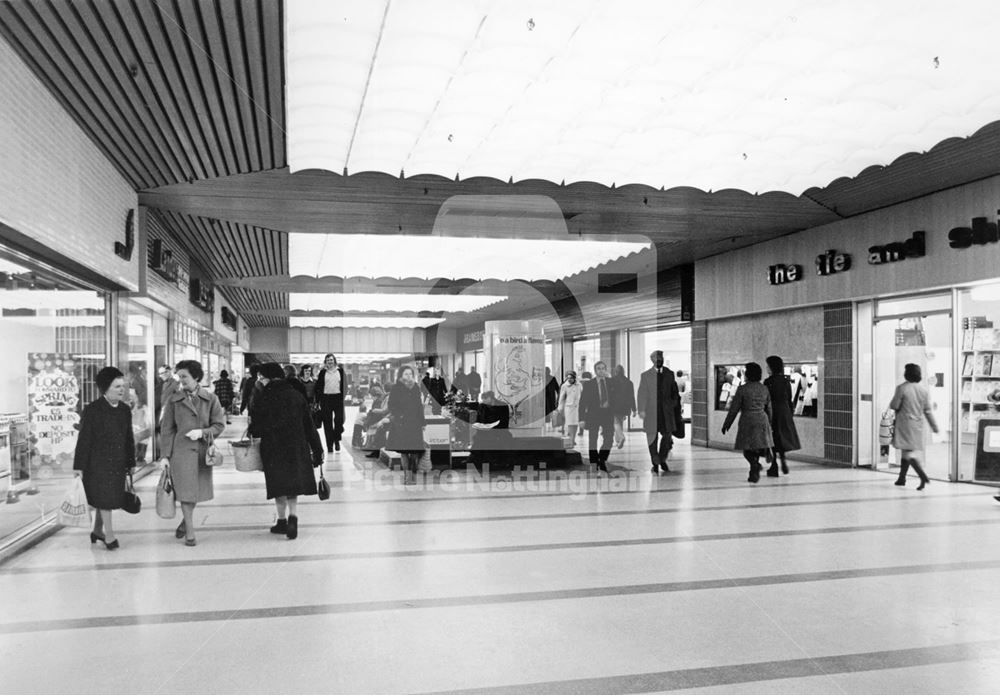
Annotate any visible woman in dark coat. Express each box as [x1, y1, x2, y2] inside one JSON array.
[[250, 362, 325, 539], [721, 362, 774, 484], [764, 355, 801, 477], [315, 353, 347, 452], [73, 366, 135, 550], [383, 365, 426, 485]]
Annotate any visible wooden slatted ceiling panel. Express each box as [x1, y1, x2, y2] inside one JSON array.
[[150, 208, 288, 328], [0, 0, 285, 190]]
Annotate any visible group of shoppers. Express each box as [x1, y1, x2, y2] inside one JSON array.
[[721, 356, 802, 484], [74, 357, 326, 549], [555, 350, 684, 474]]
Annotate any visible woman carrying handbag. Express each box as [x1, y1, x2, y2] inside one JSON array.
[[250, 363, 325, 539], [73, 367, 136, 550], [159, 360, 226, 546]]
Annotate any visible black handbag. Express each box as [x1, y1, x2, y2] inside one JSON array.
[[317, 469, 330, 501], [311, 404, 324, 429], [121, 471, 142, 514]]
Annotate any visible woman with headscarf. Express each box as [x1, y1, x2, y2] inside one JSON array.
[[721, 361, 774, 484], [250, 362, 325, 539]]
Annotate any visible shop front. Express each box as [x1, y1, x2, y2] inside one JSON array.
[[0, 252, 112, 542], [695, 175, 1000, 482]]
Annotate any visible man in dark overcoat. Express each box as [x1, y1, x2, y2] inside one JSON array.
[[636, 350, 683, 474]]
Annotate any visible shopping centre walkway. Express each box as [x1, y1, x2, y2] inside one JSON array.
[[3, 424, 1000, 694]]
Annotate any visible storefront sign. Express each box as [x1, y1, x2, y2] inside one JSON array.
[[948, 215, 999, 249], [868, 231, 925, 265], [815, 249, 852, 276], [767, 264, 802, 285], [148, 237, 191, 293], [27, 353, 81, 468], [460, 326, 485, 350]]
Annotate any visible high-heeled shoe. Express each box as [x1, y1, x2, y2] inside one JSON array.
[[175, 521, 186, 539], [917, 479, 929, 491], [101, 538, 119, 550], [90, 531, 105, 544], [185, 536, 197, 547]]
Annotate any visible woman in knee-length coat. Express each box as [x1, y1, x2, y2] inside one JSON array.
[[159, 360, 225, 546], [250, 362, 325, 540], [764, 355, 801, 477], [722, 362, 774, 484], [890, 363, 939, 490]]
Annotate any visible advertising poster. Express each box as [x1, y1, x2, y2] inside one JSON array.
[[485, 321, 546, 429], [27, 353, 81, 473]]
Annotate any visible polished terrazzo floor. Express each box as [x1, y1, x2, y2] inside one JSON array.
[[3, 423, 1000, 694]]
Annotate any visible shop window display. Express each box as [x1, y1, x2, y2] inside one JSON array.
[[958, 284, 1000, 483], [715, 363, 818, 416], [0, 255, 109, 545]]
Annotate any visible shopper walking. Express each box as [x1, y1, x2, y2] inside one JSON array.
[[557, 371, 583, 445], [721, 362, 774, 484], [579, 361, 616, 473], [159, 360, 226, 546], [73, 366, 135, 550], [299, 365, 317, 402], [467, 366, 482, 400], [890, 363, 939, 490], [283, 364, 308, 400], [212, 369, 235, 424], [610, 364, 636, 449], [383, 365, 426, 485], [764, 355, 801, 476], [250, 363, 324, 540], [239, 364, 259, 415], [315, 353, 347, 453], [636, 350, 682, 474]]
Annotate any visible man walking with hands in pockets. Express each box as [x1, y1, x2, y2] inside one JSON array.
[[637, 350, 683, 474]]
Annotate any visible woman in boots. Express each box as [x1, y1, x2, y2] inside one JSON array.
[[383, 365, 426, 485], [890, 363, 939, 490], [764, 356, 801, 477], [721, 362, 774, 484], [250, 362, 325, 539]]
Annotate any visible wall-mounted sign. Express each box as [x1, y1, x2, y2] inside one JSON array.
[[767, 264, 802, 285], [189, 278, 214, 313], [114, 208, 135, 261], [815, 249, 851, 276], [948, 214, 999, 249], [868, 231, 925, 265], [220, 306, 237, 331], [460, 325, 485, 350], [148, 237, 190, 292]]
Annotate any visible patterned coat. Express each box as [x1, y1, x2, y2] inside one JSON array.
[[159, 387, 226, 503], [73, 398, 135, 509], [890, 381, 938, 452], [722, 382, 774, 451]]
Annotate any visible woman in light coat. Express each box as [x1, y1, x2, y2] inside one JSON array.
[[159, 360, 226, 546], [557, 371, 583, 444], [890, 363, 939, 490], [722, 362, 774, 484]]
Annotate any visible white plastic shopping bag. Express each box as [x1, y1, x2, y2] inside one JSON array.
[[58, 477, 92, 528]]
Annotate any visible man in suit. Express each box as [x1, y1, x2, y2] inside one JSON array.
[[637, 350, 683, 474], [579, 360, 615, 472]]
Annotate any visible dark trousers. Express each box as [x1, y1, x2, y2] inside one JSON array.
[[319, 394, 344, 450], [587, 410, 614, 464], [647, 408, 673, 466]]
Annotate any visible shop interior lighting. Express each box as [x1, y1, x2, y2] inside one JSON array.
[[291, 352, 412, 363], [969, 284, 1000, 303], [287, 0, 1000, 194], [0, 290, 105, 311], [290, 316, 444, 329], [288, 234, 649, 281], [289, 292, 506, 313]]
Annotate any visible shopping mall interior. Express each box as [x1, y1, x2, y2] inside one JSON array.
[[3, 2, 1000, 692]]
